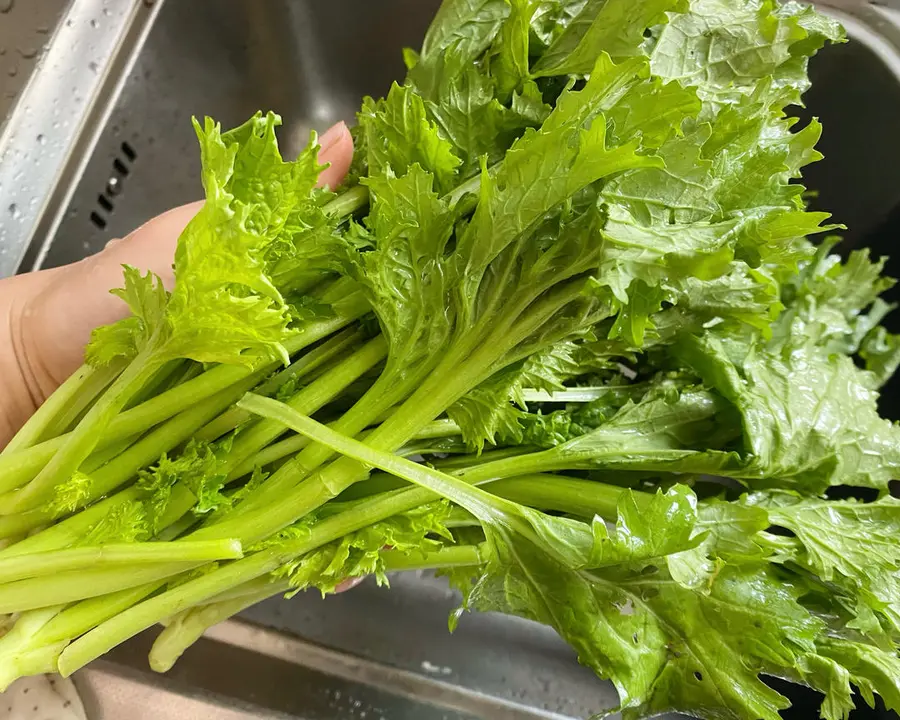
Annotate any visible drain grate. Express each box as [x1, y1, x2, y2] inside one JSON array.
[[89, 140, 138, 230]]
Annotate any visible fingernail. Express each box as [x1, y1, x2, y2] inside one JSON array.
[[335, 576, 365, 593], [318, 121, 348, 154]]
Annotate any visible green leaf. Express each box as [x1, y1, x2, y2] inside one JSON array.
[[270, 502, 453, 596], [138, 438, 231, 523], [768, 494, 900, 634], [411, 47, 511, 177], [455, 53, 669, 305], [678, 333, 900, 492], [589, 484, 702, 569], [553, 382, 740, 466], [529, 0, 589, 51], [815, 637, 900, 717], [85, 267, 168, 367], [358, 84, 462, 192], [463, 536, 820, 720], [775, 240, 897, 359], [352, 165, 457, 380], [489, 0, 536, 99], [861, 326, 900, 389], [532, 0, 687, 77], [421, 0, 511, 65], [797, 653, 855, 720], [157, 112, 333, 367], [447, 337, 597, 449], [649, 0, 844, 108]]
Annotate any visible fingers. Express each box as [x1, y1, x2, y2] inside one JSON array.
[[316, 121, 354, 190], [15, 202, 203, 395], [335, 576, 366, 593], [10, 120, 356, 395]]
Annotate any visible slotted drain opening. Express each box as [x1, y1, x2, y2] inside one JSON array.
[[89, 140, 138, 230]]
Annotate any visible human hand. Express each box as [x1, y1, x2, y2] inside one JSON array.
[[0, 121, 354, 448]]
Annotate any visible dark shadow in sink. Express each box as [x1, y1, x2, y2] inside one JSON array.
[[783, 21, 900, 720], [796, 29, 900, 432]]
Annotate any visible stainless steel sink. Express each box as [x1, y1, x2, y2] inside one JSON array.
[[2, 1, 900, 719]]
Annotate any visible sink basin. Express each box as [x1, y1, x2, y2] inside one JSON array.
[[2, 1, 900, 718]]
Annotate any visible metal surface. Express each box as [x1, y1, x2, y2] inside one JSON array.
[[2, 1, 900, 719], [76, 611, 596, 720], [75, 570, 616, 719], [0, 0, 161, 277], [0, 0, 70, 124], [815, 0, 900, 11]]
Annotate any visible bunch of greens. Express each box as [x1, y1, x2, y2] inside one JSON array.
[[2, 0, 900, 717]]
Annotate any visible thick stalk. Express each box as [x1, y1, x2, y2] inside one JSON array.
[[149, 583, 279, 672], [2, 362, 123, 455], [5, 336, 385, 546], [35, 582, 164, 646], [1, 369, 267, 525], [219, 337, 388, 476], [0, 605, 67, 690], [147, 542, 484, 673], [211, 282, 586, 543], [0, 349, 163, 513], [40, 278, 593, 661], [0, 562, 203, 615], [55, 465, 633, 674], [485, 476, 622, 519], [229, 418, 462, 481], [432, 446, 535, 470], [211, 255, 582, 524], [0, 484, 196, 556], [0, 303, 368, 495], [0, 581, 165, 690], [196, 326, 365, 442], [322, 185, 369, 217], [0, 539, 242, 584], [123, 359, 191, 412], [55, 485, 457, 674], [0, 336, 378, 544]]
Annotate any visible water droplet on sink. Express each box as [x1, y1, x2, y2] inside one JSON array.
[[0, 48, 6, 56], [88, 61, 98, 73], [90, 18, 98, 28], [7, 65, 17, 77], [17, 47, 38, 59], [8, 203, 20, 220], [102, 7, 110, 16], [36, 134, 45, 145], [0, 0, 14, 14]]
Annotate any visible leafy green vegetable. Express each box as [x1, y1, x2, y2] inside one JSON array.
[[3, 2, 900, 719]]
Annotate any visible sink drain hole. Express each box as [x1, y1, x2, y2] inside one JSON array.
[[90, 211, 107, 230], [91, 140, 138, 230]]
